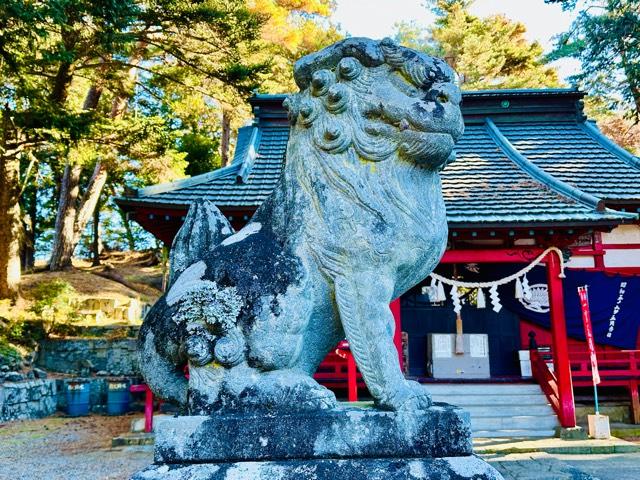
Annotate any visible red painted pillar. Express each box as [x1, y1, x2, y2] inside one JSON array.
[[144, 386, 154, 433], [390, 298, 404, 374], [346, 352, 358, 402], [546, 250, 576, 428]]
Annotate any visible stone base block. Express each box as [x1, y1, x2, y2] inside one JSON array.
[[153, 403, 471, 463], [133, 404, 503, 479], [132, 455, 503, 480]]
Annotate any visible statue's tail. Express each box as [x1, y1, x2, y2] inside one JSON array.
[[168, 200, 234, 287]]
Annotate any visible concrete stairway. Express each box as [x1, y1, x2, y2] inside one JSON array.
[[426, 383, 559, 438]]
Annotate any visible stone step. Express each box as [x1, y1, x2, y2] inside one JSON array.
[[425, 383, 542, 396], [472, 428, 557, 438], [112, 432, 155, 447], [432, 394, 549, 406], [424, 383, 559, 438], [471, 415, 559, 431], [461, 404, 555, 417]]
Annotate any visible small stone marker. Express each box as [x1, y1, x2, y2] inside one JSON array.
[[588, 413, 611, 439]]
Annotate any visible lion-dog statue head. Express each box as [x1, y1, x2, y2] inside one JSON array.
[[287, 37, 463, 165]]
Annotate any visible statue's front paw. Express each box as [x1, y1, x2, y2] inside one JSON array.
[[379, 380, 432, 411]]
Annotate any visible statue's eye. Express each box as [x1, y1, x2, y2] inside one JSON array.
[[437, 93, 449, 103]]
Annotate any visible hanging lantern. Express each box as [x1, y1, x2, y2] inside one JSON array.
[[476, 288, 486, 309], [515, 277, 524, 299], [489, 284, 502, 313]]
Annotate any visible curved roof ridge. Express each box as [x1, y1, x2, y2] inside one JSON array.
[[579, 120, 640, 170], [485, 117, 605, 212], [138, 163, 240, 197], [235, 126, 261, 184], [463, 88, 580, 97]]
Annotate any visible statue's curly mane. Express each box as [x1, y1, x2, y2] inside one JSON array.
[[273, 38, 462, 262]]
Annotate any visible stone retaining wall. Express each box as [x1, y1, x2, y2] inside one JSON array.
[[0, 379, 57, 421], [38, 338, 139, 376]]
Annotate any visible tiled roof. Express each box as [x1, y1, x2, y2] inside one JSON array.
[[116, 90, 639, 227], [443, 123, 624, 225], [499, 122, 640, 201], [132, 124, 288, 208]]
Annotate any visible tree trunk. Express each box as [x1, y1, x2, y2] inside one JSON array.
[[0, 154, 22, 298], [48, 46, 144, 270], [49, 160, 108, 270], [48, 77, 109, 271], [20, 180, 37, 272], [49, 162, 82, 270], [0, 110, 23, 298], [91, 200, 102, 266], [50, 62, 75, 105], [221, 109, 232, 166], [117, 206, 136, 251]]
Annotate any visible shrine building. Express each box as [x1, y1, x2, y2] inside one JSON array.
[[116, 89, 640, 437]]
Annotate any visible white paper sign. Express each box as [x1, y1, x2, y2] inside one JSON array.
[[433, 335, 452, 358], [470, 335, 488, 358]]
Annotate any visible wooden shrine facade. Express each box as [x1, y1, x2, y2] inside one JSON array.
[[116, 89, 640, 428]]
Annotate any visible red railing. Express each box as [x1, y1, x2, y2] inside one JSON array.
[[571, 349, 640, 381], [570, 349, 640, 424], [313, 341, 365, 401], [530, 349, 564, 423], [533, 346, 640, 425], [130, 384, 155, 433]]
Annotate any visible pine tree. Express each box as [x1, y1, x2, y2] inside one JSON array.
[[395, 1, 560, 89], [546, 0, 640, 153]]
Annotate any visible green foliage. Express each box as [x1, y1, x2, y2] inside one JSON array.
[[0, 0, 341, 280], [397, 1, 560, 90], [393, 21, 438, 55], [0, 338, 22, 369], [546, 0, 640, 122], [180, 133, 222, 177], [1, 317, 48, 349], [29, 280, 79, 336]]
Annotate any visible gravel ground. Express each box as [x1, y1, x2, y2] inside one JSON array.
[[2, 415, 640, 480], [550, 452, 640, 480], [0, 414, 152, 480], [484, 451, 640, 480]]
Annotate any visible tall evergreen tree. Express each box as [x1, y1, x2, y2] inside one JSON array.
[[395, 0, 560, 89], [0, 0, 266, 291], [546, 0, 640, 153]]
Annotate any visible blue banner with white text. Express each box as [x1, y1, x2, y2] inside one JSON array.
[[478, 266, 640, 349]]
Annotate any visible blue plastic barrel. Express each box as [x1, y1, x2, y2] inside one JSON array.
[[66, 381, 90, 416], [106, 380, 130, 415]]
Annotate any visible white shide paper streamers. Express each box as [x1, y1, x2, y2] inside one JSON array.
[[425, 247, 565, 312]]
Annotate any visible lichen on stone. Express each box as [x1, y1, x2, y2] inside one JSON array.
[[173, 281, 242, 334]]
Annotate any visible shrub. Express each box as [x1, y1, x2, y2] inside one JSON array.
[[29, 280, 80, 337], [0, 338, 23, 369]]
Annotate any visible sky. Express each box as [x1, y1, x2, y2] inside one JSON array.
[[331, 0, 581, 81]]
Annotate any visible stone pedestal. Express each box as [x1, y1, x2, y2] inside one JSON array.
[[132, 403, 504, 479]]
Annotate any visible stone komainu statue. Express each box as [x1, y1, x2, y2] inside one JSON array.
[[139, 37, 464, 413]]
